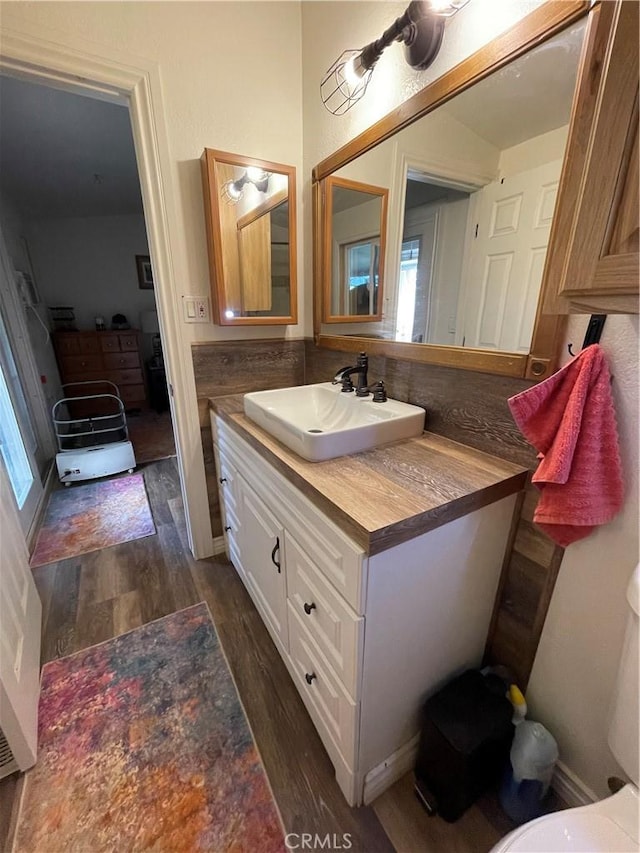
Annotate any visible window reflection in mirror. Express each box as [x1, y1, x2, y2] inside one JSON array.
[[323, 176, 388, 323], [320, 19, 586, 352]]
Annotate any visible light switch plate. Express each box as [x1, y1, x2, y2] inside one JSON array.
[[182, 295, 210, 323]]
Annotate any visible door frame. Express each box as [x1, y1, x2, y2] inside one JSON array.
[[0, 29, 213, 557]]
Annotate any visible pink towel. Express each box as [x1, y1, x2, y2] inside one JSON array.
[[508, 344, 623, 547]]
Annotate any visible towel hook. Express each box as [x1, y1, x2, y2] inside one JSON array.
[[567, 314, 607, 357]]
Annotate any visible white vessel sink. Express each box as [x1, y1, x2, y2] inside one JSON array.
[[243, 382, 425, 462]]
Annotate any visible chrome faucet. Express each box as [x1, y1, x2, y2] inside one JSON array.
[[332, 352, 369, 396]]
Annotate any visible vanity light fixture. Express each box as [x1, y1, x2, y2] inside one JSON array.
[[221, 168, 272, 204], [320, 0, 470, 115]]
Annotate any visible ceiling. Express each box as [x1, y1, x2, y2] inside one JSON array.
[[0, 75, 143, 219], [443, 19, 586, 150]]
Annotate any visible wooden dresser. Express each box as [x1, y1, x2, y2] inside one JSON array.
[[53, 330, 147, 411]]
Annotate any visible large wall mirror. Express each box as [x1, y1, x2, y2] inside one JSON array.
[[323, 176, 389, 323], [313, 2, 594, 378], [201, 149, 297, 325]]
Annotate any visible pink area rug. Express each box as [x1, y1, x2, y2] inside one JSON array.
[[30, 473, 155, 567], [12, 604, 285, 852]]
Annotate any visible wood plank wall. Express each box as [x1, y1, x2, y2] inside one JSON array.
[[191, 337, 564, 689], [192, 339, 305, 537]]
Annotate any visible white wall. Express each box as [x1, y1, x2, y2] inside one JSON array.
[[499, 125, 569, 176], [27, 214, 154, 333], [527, 315, 639, 799]]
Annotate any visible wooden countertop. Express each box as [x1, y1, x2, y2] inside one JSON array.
[[210, 395, 528, 555]]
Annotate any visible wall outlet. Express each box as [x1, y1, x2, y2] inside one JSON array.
[[182, 295, 210, 323]]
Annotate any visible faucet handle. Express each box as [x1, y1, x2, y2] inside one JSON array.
[[371, 380, 387, 403]]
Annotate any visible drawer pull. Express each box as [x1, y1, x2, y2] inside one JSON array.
[[219, 477, 227, 484], [271, 537, 281, 573], [303, 602, 316, 615], [224, 525, 232, 533], [305, 672, 316, 685]]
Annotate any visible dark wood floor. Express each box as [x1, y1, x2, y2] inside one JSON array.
[[3, 458, 519, 852]]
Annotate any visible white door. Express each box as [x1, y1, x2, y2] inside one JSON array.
[[461, 159, 562, 352], [0, 455, 42, 777]]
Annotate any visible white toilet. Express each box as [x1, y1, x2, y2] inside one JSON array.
[[491, 565, 640, 852]]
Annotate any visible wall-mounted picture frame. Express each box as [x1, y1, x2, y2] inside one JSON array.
[[136, 254, 154, 290]]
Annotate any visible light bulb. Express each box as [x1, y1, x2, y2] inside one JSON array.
[[227, 182, 242, 200], [343, 54, 367, 89], [225, 309, 235, 319], [246, 166, 267, 183]]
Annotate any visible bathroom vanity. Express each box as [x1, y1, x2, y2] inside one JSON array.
[[210, 396, 527, 805]]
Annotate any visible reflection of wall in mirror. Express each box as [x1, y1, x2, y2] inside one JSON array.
[[331, 197, 382, 316]]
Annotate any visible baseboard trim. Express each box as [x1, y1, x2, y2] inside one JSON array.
[[362, 735, 420, 805], [552, 760, 598, 807], [212, 535, 226, 556]]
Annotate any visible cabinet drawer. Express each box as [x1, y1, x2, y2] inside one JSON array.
[[288, 603, 358, 765], [103, 352, 140, 370], [61, 354, 103, 374], [216, 448, 240, 510], [286, 534, 363, 698], [108, 368, 143, 386]]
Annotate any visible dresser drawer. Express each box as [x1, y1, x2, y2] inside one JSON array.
[[99, 335, 122, 353], [286, 533, 363, 698], [108, 368, 143, 387], [61, 354, 103, 374], [119, 333, 139, 351], [103, 352, 140, 370], [288, 603, 358, 766]]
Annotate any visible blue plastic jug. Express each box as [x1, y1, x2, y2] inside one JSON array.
[[499, 720, 558, 824]]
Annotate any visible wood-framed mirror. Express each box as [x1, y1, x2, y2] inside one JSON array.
[[322, 176, 389, 324], [201, 149, 297, 325], [312, 0, 594, 380]]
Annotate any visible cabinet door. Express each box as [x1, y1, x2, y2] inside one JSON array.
[[237, 476, 288, 651], [543, 1, 639, 314]]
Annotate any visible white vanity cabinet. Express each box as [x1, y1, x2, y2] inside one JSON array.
[[211, 411, 520, 806]]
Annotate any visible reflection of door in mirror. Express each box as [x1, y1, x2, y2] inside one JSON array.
[[323, 176, 388, 323], [318, 19, 586, 355], [200, 149, 297, 325]]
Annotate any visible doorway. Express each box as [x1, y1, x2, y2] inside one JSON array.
[[0, 73, 179, 558]]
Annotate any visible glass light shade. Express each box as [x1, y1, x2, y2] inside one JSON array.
[[222, 178, 244, 204], [321, 49, 374, 116]]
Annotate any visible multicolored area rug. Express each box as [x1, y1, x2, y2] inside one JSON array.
[[30, 473, 155, 567], [12, 604, 285, 852]]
